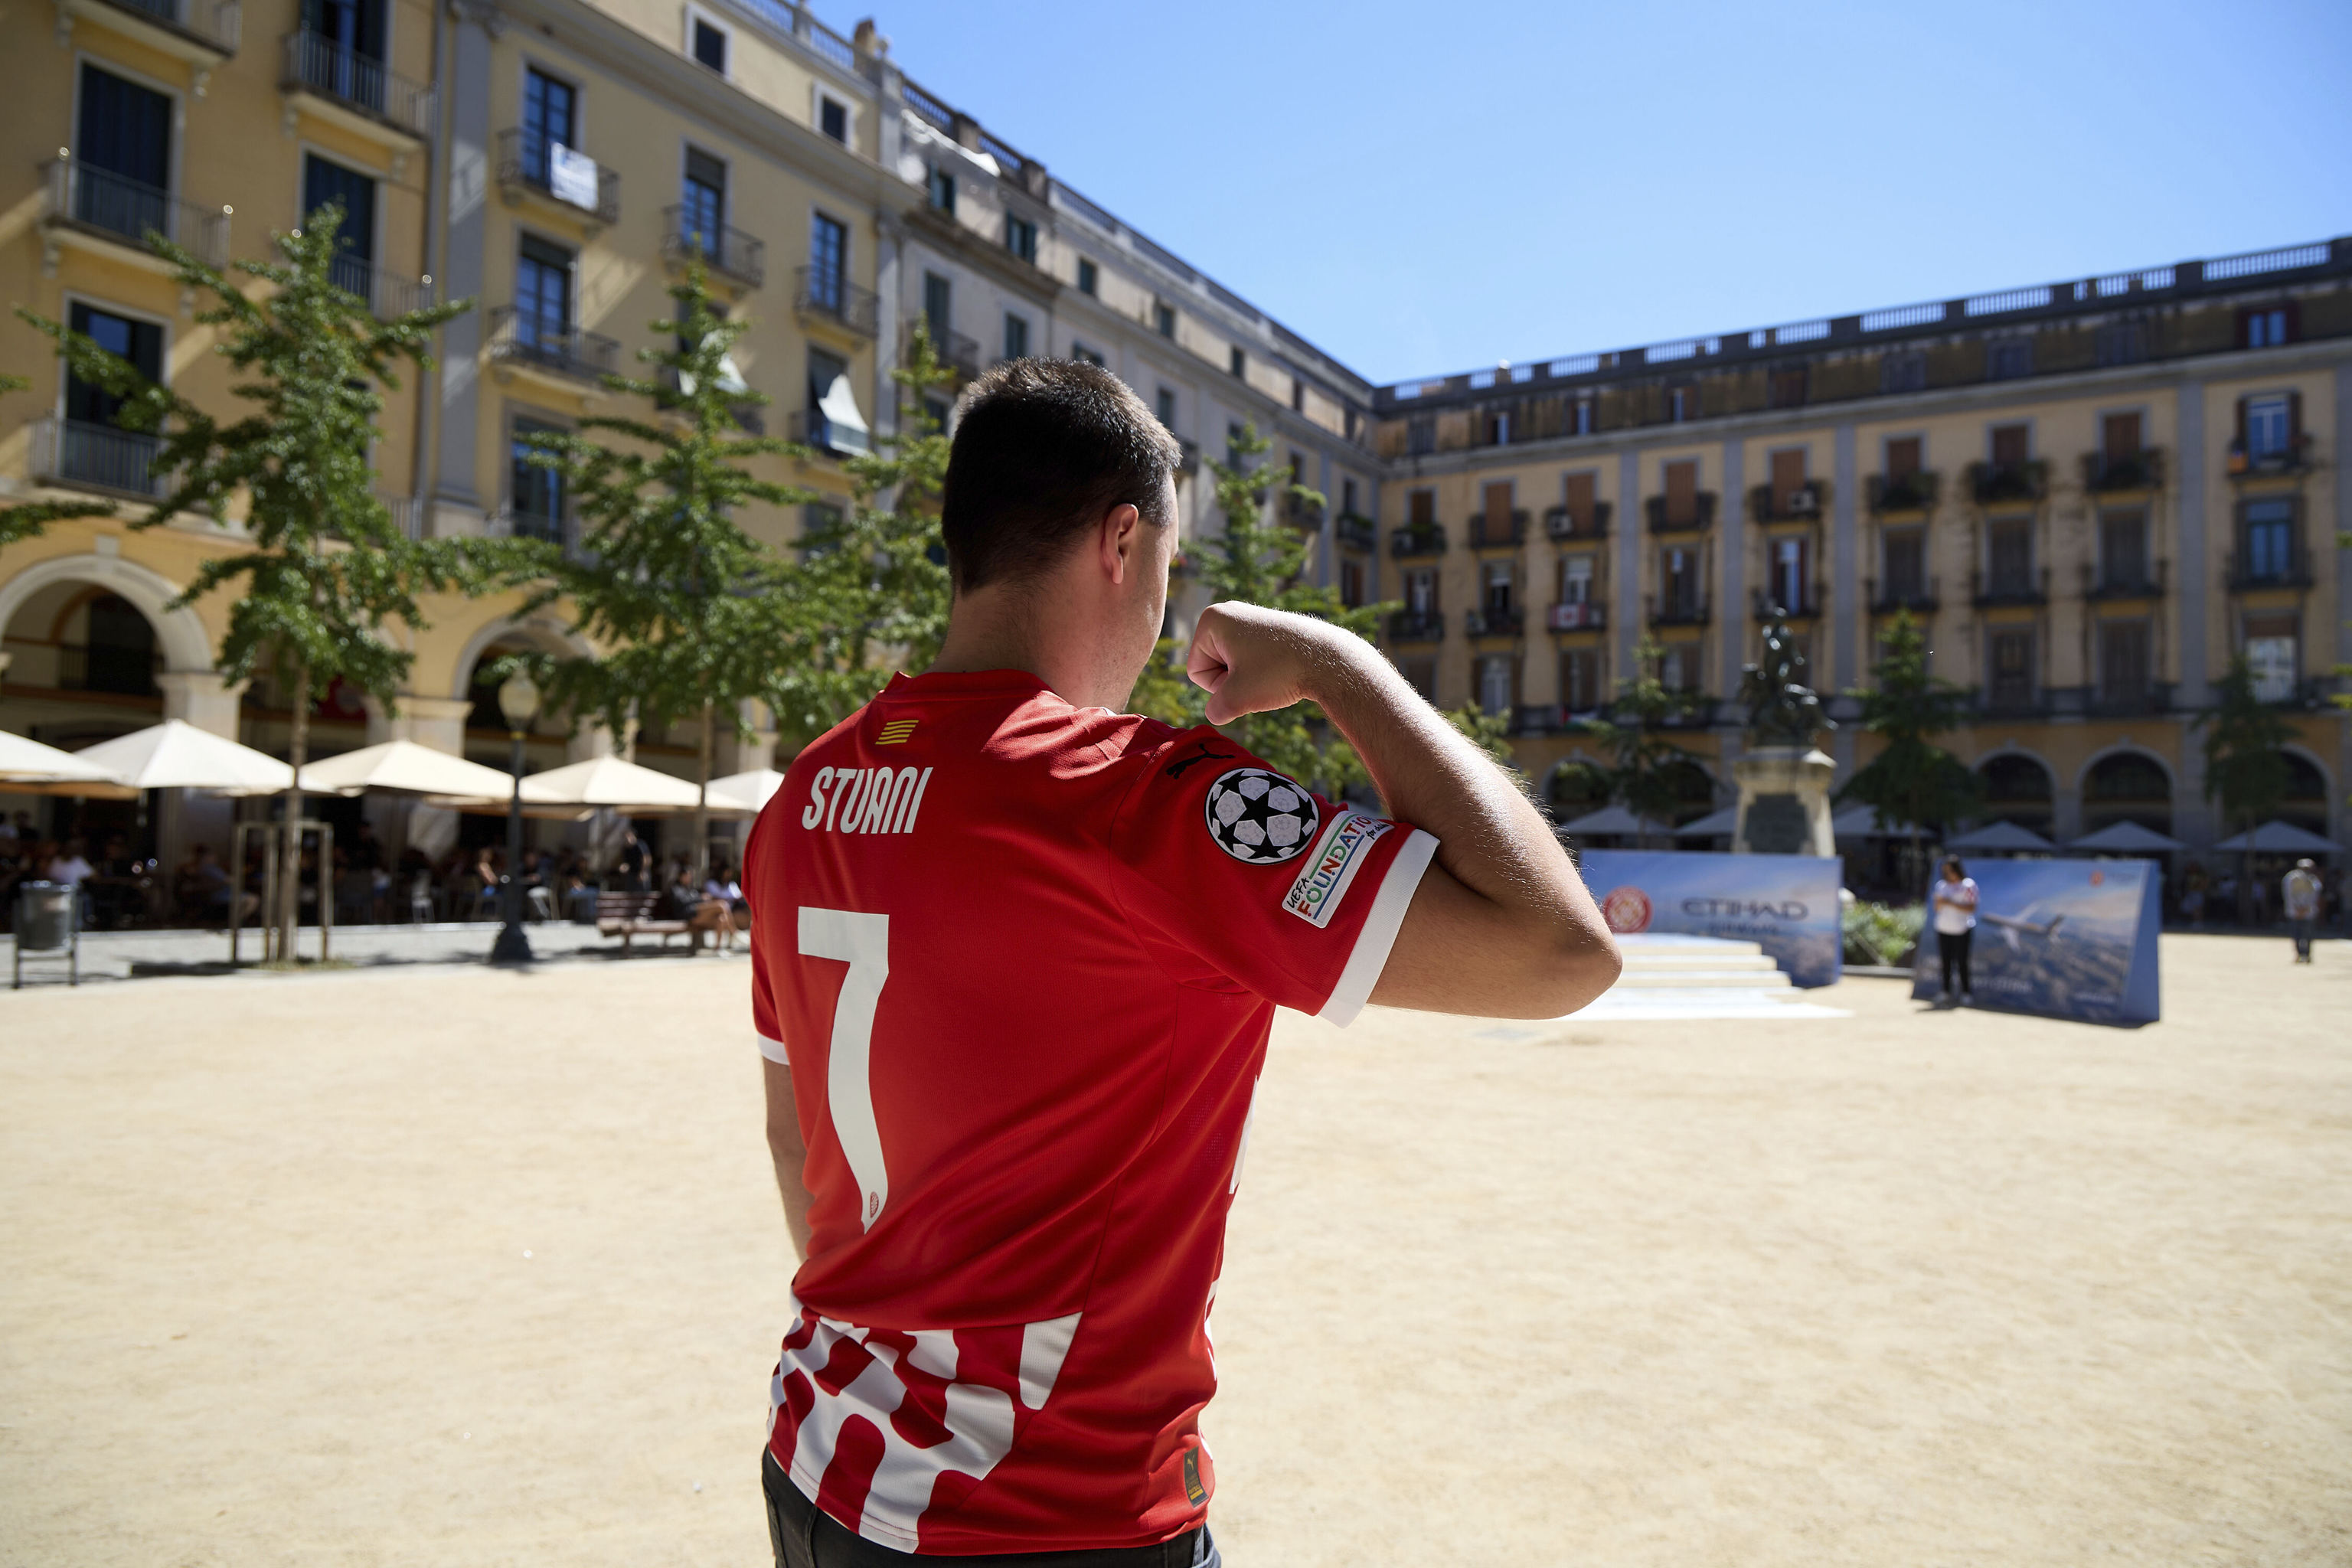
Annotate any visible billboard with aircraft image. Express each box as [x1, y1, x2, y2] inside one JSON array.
[[1913, 858, 2161, 1024]]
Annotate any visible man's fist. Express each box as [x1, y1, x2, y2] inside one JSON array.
[[1184, 602, 1354, 725]]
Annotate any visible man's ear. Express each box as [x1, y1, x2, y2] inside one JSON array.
[[1099, 501, 1142, 586]]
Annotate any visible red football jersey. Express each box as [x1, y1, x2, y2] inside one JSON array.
[[746, 669, 1436, 1553]]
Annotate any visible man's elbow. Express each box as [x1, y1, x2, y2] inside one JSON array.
[[1519, 927, 1620, 1018]]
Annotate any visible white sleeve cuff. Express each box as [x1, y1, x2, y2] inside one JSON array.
[[1316, 828, 1439, 1028], [757, 1034, 791, 1065]]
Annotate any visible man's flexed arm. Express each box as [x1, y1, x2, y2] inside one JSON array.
[[1186, 601, 1620, 1018]]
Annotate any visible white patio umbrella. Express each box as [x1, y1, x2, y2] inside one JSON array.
[[2211, 819, 2342, 856], [0, 730, 136, 796], [297, 739, 522, 802], [1673, 805, 1739, 838], [1943, 818, 2057, 853], [1557, 804, 1677, 841], [518, 754, 711, 812], [704, 768, 786, 813], [2066, 821, 2187, 854], [71, 720, 293, 795]]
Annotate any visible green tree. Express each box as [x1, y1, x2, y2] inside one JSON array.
[[1585, 636, 1697, 849], [21, 204, 488, 963], [518, 265, 817, 879], [0, 374, 117, 551], [1835, 609, 1980, 891], [2197, 655, 2297, 924]]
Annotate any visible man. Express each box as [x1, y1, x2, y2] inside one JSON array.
[[2282, 856, 2322, 963], [744, 360, 1619, 1565]]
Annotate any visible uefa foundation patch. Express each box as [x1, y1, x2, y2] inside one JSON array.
[[1281, 809, 1393, 927]]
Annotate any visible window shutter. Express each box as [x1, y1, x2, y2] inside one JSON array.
[[2287, 390, 2303, 443], [2234, 397, 2247, 448]]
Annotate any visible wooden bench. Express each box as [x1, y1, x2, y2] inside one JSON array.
[[596, 891, 691, 952]]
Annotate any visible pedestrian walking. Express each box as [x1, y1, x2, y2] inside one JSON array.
[[1931, 854, 1978, 1004], [2282, 857, 2322, 963]]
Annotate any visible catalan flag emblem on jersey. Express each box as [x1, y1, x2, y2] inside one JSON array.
[[877, 718, 919, 746]]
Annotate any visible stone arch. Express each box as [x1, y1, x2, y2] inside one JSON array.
[[1974, 747, 2056, 834], [2278, 746, 2331, 834], [446, 613, 591, 703], [0, 552, 213, 675], [2080, 746, 2174, 835], [1543, 751, 1613, 818]]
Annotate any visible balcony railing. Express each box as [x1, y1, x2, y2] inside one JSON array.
[[1545, 501, 1611, 540], [1645, 492, 1717, 533], [1547, 600, 1606, 632], [2082, 558, 2168, 599], [662, 210, 765, 289], [789, 407, 872, 457], [1468, 508, 1527, 548], [1753, 583, 1828, 620], [1390, 524, 1447, 557], [28, 416, 166, 498], [1867, 575, 1941, 615], [1285, 494, 1326, 529], [378, 492, 422, 540], [1968, 459, 2049, 505], [793, 266, 880, 337], [1749, 481, 1825, 522], [2082, 448, 2166, 492], [487, 305, 620, 382], [1512, 703, 1566, 737], [1978, 688, 2051, 720], [1647, 592, 1710, 627], [1971, 567, 2050, 607], [1867, 471, 1940, 514], [41, 158, 230, 267], [2084, 683, 2177, 719], [495, 128, 619, 225], [1386, 609, 1446, 642], [99, 0, 240, 53], [1335, 514, 1377, 552], [281, 31, 434, 136], [324, 252, 437, 318], [2226, 543, 2313, 591], [2226, 434, 2313, 478], [1465, 606, 1524, 638]]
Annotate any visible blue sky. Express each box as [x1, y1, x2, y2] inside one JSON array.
[[853, 0, 2352, 386]]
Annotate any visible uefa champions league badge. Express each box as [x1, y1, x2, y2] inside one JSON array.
[[1202, 767, 1319, 865]]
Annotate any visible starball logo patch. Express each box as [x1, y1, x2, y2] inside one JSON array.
[[1282, 810, 1393, 927]]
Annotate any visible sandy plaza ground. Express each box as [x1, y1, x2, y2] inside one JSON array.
[[2, 934, 2347, 1566]]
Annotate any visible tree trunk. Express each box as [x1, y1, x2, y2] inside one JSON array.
[[281, 664, 311, 964], [693, 699, 714, 887]]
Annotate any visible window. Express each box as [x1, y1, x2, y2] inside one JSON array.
[[1561, 471, 1597, 534], [60, 302, 164, 491], [2241, 306, 2293, 348], [1988, 629, 2035, 708], [2099, 620, 2151, 703], [927, 165, 956, 214], [1228, 346, 1246, 379], [1988, 337, 2034, 380], [1400, 658, 1438, 702], [690, 14, 727, 73], [515, 234, 573, 346], [2099, 511, 2148, 591], [1406, 417, 1434, 458], [1482, 560, 1514, 615], [2244, 614, 2298, 702], [1485, 410, 1511, 445], [1407, 489, 1436, 528], [1768, 367, 1807, 409], [1001, 312, 1028, 361], [1559, 554, 1594, 605], [1341, 478, 1357, 516], [1661, 546, 1700, 617], [2102, 410, 2141, 461], [1076, 257, 1098, 296], [1225, 421, 1244, 469], [1289, 449, 1308, 486], [1338, 558, 1364, 608], [808, 211, 847, 313], [922, 271, 951, 341], [1561, 648, 1606, 712], [2244, 395, 2292, 462], [508, 419, 567, 543], [302, 154, 377, 299], [1663, 458, 1698, 527], [2242, 498, 2295, 581], [75, 65, 174, 247], [922, 396, 949, 433], [1006, 214, 1037, 264], [1478, 655, 1514, 717], [1880, 352, 1926, 394], [1882, 528, 1924, 601], [818, 96, 848, 144], [522, 68, 578, 187], [1571, 398, 1594, 435], [1154, 301, 1175, 338], [1154, 386, 1176, 430], [1070, 342, 1104, 368], [1291, 377, 1305, 413], [2096, 320, 2148, 367], [1667, 386, 1692, 423], [1769, 448, 1809, 514], [806, 347, 869, 455], [680, 146, 725, 253], [1885, 436, 1922, 478], [1987, 518, 2033, 596], [1658, 644, 1693, 694], [1771, 536, 1808, 613], [1990, 423, 2030, 466], [1403, 568, 1437, 614]]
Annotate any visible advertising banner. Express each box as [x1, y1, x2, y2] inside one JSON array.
[[1575, 850, 1843, 988], [1912, 858, 2161, 1025]]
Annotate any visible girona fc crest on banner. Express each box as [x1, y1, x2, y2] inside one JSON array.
[[1599, 885, 1652, 934]]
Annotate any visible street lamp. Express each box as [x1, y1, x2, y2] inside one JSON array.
[[490, 670, 539, 965]]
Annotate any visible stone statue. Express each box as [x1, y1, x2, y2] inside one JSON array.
[[1738, 606, 1834, 749]]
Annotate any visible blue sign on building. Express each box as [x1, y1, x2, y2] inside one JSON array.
[[1574, 851, 1844, 988], [1913, 859, 2161, 1025]]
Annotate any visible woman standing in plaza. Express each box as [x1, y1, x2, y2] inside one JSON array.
[[1931, 854, 1979, 1005]]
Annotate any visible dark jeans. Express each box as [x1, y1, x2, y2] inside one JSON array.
[[2291, 918, 2314, 959], [763, 1450, 1219, 1568], [1939, 928, 1972, 996]]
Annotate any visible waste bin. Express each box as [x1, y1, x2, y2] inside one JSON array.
[[12, 880, 80, 988]]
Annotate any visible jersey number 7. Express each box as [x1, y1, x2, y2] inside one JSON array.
[[798, 906, 891, 1231]]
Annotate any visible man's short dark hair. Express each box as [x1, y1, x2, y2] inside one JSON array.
[[940, 358, 1182, 593]]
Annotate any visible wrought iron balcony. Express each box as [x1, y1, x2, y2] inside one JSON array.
[[1545, 501, 1611, 541], [1468, 508, 1527, 548], [1970, 567, 2050, 608], [1547, 600, 1606, 632], [1968, 459, 2048, 505], [1867, 471, 1940, 514], [1512, 703, 1566, 737], [1867, 575, 1941, 616], [1977, 687, 2052, 720], [1645, 492, 1717, 533], [662, 209, 765, 289], [1647, 592, 1710, 627], [282, 31, 434, 137], [2226, 434, 2313, 479], [495, 128, 619, 225], [1390, 524, 1447, 557], [88, 0, 240, 55], [1334, 514, 1377, 552], [487, 305, 620, 381], [1386, 609, 1446, 642], [28, 416, 165, 498], [789, 407, 872, 457], [2081, 448, 2166, 492], [1285, 493, 1326, 528], [2084, 683, 2176, 719], [41, 158, 229, 267], [1753, 583, 1828, 620], [794, 266, 880, 337], [321, 252, 438, 318], [2082, 558, 2168, 599], [2225, 543, 2313, 590], [1465, 606, 1524, 638], [1749, 481, 1826, 523]]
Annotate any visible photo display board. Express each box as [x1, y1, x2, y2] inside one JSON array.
[[1575, 850, 1844, 988], [1912, 858, 2161, 1025]]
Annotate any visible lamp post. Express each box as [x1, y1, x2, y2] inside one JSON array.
[[490, 671, 539, 965]]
